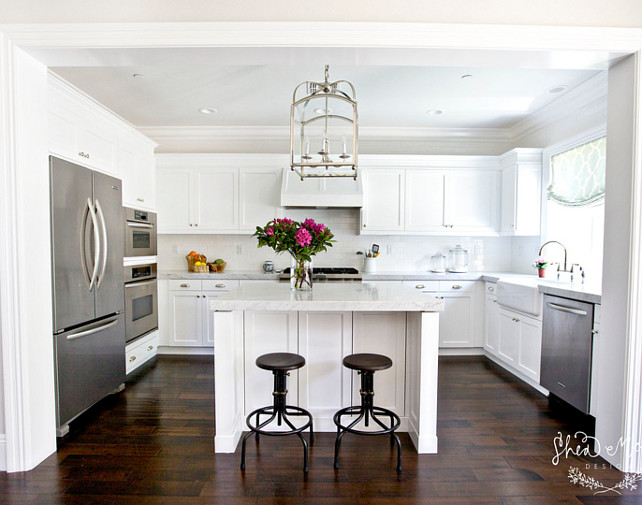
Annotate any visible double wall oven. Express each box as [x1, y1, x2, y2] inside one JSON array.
[[124, 208, 158, 344]]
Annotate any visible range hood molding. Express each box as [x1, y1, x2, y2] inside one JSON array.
[[280, 168, 363, 208]]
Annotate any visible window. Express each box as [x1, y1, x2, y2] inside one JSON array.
[[544, 134, 606, 281]]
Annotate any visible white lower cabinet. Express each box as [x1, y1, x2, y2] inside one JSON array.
[[298, 312, 353, 419], [496, 307, 542, 383], [353, 311, 406, 415], [126, 330, 159, 374], [165, 279, 239, 348], [484, 283, 500, 354], [244, 311, 298, 415]]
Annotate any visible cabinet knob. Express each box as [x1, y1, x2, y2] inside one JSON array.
[[215, 283, 225, 288], [189, 224, 193, 227], [363, 224, 367, 228], [488, 286, 495, 292], [512, 317, 520, 323], [195, 223, 198, 226], [78, 151, 90, 159], [437, 296, 444, 300], [129, 356, 136, 362], [180, 283, 190, 288], [592, 329, 599, 335], [451, 284, 462, 290], [196, 295, 200, 298], [147, 345, 154, 351], [415, 284, 425, 289], [492, 299, 497, 303]]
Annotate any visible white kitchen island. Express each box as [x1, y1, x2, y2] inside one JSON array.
[[210, 282, 444, 454]]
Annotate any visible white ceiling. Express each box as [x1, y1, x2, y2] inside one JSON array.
[[48, 47, 619, 130]]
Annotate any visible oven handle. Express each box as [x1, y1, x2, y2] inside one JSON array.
[[127, 222, 154, 229], [125, 279, 158, 288]]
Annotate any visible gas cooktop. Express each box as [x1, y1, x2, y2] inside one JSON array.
[[279, 267, 361, 281]]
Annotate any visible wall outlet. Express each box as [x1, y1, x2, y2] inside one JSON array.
[[172, 244, 179, 255], [237, 244, 244, 255], [387, 244, 393, 255]]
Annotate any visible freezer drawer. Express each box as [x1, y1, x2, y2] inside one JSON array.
[[54, 314, 125, 430], [540, 294, 594, 413]]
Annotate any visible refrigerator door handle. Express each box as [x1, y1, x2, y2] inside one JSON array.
[[65, 316, 119, 341], [95, 199, 108, 289], [80, 200, 92, 287], [87, 198, 101, 292]]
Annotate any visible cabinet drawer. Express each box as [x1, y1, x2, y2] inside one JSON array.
[[403, 280, 439, 292], [168, 279, 202, 291], [202, 279, 240, 291], [438, 280, 476, 293], [126, 331, 159, 374]]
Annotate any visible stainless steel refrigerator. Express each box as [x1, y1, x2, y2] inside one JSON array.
[[50, 156, 125, 436]]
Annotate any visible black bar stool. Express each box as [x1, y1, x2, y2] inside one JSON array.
[[240, 352, 314, 473], [333, 353, 402, 472]]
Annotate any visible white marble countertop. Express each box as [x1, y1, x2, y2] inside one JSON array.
[[208, 282, 445, 312], [159, 269, 601, 304]]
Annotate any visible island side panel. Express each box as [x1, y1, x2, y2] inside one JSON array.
[[213, 310, 245, 453], [406, 311, 439, 453]]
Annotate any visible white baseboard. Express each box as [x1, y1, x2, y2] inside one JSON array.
[[157, 346, 214, 356], [484, 352, 549, 395], [438, 347, 484, 356], [0, 434, 6, 471]]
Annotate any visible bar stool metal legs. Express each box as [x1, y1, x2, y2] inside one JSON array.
[[240, 353, 313, 473], [333, 354, 402, 472]]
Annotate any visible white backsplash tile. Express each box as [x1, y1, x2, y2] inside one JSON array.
[[158, 208, 514, 273]]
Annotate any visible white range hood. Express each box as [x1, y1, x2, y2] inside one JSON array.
[[280, 168, 363, 208]]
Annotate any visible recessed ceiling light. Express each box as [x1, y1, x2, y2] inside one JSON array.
[[132, 73, 144, 79], [199, 107, 218, 115], [426, 109, 444, 116], [461, 74, 473, 79], [548, 85, 569, 94]]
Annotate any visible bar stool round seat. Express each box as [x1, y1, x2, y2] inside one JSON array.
[[241, 352, 314, 473], [333, 353, 402, 472]]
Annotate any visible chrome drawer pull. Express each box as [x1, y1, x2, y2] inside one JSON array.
[[180, 283, 190, 288], [129, 356, 136, 362], [451, 284, 462, 290], [488, 286, 495, 292], [215, 283, 225, 288], [556, 381, 566, 388], [415, 284, 425, 289], [147, 345, 153, 351]]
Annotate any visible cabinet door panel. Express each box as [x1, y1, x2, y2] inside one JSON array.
[[157, 169, 193, 232], [202, 291, 231, 347], [195, 168, 237, 230], [405, 171, 445, 231], [169, 292, 202, 346], [445, 171, 499, 232], [244, 311, 298, 414], [498, 310, 519, 364], [500, 167, 517, 233], [298, 312, 352, 417], [484, 294, 499, 354], [439, 295, 474, 347], [352, 312, 405, 415], [518, 316, 542, 382], [362, 169, 404, 232], [239, 168, 281, 230]]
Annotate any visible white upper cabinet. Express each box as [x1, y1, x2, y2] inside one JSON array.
[[404, 171, 445, 232], [360, 155, 501, 236], [156, 154, 285, 234], [500, 149, 543, 236], [360, 168, 405, 232], [119, 133, 157, 211], [49, 73, 158, 210]]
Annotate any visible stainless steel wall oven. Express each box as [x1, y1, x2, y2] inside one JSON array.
[[124, 263, 158, 343], [125, 208, 157, 257]]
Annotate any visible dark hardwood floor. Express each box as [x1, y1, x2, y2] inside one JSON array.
[[1, 355, 640, 504]]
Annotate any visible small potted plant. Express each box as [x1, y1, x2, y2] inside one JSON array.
[[533, 257, 549, 278]]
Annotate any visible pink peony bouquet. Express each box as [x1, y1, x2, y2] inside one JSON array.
[[254, 217, 334, 263]]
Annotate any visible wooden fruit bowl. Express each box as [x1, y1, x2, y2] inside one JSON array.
[[208, 262, 227, 273]]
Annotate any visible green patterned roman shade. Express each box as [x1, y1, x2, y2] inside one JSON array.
[[547, 137, 606, 207]]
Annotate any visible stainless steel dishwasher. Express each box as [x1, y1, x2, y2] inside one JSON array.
[[540, 294, 595, 414]]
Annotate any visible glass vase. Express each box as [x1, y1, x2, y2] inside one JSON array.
[[290, 256, 313, 291]]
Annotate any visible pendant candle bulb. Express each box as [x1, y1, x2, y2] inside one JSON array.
[[290, 65, 358, 180]]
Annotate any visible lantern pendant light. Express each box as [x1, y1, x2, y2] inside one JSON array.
[[290, 65, 358, 180]]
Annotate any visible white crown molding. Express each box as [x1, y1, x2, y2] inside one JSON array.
[[2, 22, 642, 53], [512, 71, 608, 143], [139, 125, 513, 148]]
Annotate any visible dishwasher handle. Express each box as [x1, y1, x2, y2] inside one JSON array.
[[546, 302, 588, 316]]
